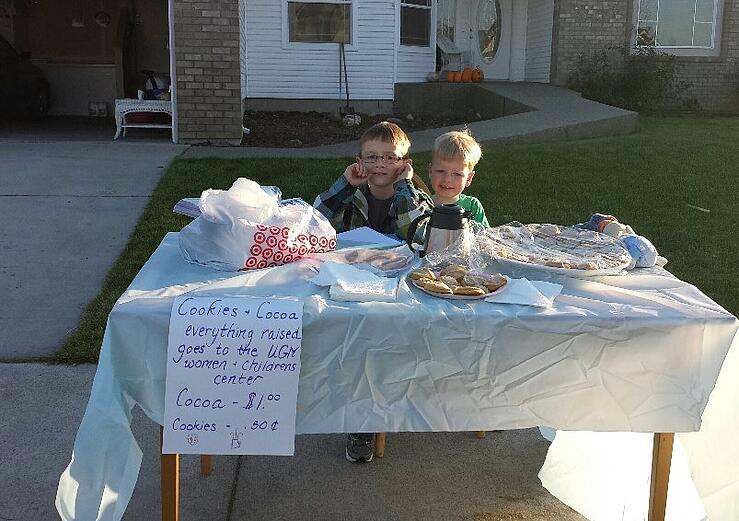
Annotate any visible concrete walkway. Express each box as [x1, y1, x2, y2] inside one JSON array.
[[0, 132, 186, 359], [183, 82, 637, 159]]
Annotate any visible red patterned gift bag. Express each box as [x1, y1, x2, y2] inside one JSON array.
[[180, 179, 336, 271]]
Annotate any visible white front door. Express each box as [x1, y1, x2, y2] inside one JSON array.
[[469, 0, 511, 80], [437, 0, 512, 80]]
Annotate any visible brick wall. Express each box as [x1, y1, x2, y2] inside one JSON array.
[[552, 0, 739, 112], [672, 0, 739, 112], [550, 0, 632, 86], [173, 0, 243, 145]]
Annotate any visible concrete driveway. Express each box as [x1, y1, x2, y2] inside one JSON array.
[[0, 120, 187, 358], [0, 362, 586, 521]]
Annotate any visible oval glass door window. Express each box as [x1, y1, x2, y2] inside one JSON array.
[[477, 0, 501, 62]]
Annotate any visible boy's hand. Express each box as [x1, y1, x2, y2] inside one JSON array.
[[393, 160, 414, 184], [343, 161, 367, 187]]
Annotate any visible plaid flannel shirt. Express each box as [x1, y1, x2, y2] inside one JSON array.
[[313, 175, 433, 240]]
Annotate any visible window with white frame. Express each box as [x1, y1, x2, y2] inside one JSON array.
[[287, 0, 351, 44], [635, 0, 719, 49], [401, 0, 432, 47]]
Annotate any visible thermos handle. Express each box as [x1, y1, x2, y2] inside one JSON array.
[[406, 211, 431, 256]]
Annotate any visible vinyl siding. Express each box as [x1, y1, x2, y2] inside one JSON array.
[[395, 47, 435, 82], [245, 0, 398, 100], [524, 0, 553, 82], [509, 0, 528, 81], [239, 0, 247, 99]]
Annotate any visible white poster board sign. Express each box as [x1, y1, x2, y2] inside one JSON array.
[[163, 296, 304, 455]]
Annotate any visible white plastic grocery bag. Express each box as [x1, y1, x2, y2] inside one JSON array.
[[179, 178, 336, 271]]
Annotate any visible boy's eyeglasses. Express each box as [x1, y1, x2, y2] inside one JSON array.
[[360, 154, 405, 164]]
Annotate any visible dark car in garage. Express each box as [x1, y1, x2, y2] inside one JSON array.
[[0, 35, 50, 118]]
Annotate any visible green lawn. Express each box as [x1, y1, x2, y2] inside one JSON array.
[[51, 115, 739, 364]]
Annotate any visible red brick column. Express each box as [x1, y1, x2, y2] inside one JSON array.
[[172, 0, 243, 145]]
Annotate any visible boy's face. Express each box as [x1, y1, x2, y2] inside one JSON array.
[[358, 139, 408, 188], [429, 157, 475, 201]]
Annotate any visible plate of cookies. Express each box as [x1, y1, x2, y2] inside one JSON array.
[[407, 264, 508, 299]]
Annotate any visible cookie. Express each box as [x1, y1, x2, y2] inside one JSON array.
[[461, 273, 505, 291], [574, 261, 598, 270], [483, 274, 507, 292], [344, 249, 361, 263], [544, 259, 572, 269], [409, 268, 435, 280], [372, 255, 409, 270], [440, 275, 460, 287], [462, 274, 488, 287], [440, 264, 467, 280], [419, 279, 453, 294], [452, 285, 486, 296]]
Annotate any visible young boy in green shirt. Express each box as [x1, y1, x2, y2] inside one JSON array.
[[428, 130, 489, 227]]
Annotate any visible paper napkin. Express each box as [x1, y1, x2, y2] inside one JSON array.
[[484, 278, 563, 308], [309, 261, 398, 302]]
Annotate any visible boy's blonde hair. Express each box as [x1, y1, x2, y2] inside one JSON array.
[[360, 121, 411, 156], [432, 129, 482, 170]]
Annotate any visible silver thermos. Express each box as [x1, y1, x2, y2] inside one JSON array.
[[406, 204, 470, 257]]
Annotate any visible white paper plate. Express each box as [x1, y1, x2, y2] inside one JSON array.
[[410, 277, 507, 300]]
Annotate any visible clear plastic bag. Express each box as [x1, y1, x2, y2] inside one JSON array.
[[425, 222, 633, 278], [179, 178, 336, 271], [423, 226, 481, 271], [477, 223, 632, 273], [199, 178, 280, 223]]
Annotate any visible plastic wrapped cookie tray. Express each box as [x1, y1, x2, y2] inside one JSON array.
[[475, 223, 633, 276]]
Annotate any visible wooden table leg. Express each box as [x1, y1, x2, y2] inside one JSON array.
[[160, 427, 180, 521], [200, 455, 212, 476], [374, 433, 386, 458], [648, 432, 674, 521]]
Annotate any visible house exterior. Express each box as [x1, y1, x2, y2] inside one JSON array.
[[239, 0, 555, 113], [1, 0, 736, 145], [177, 0, 738, 144]]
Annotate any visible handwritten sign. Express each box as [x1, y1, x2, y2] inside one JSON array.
[[163, 296, 304, 455]]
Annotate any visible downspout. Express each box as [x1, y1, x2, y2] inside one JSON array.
[[549, 0, 559, 84], [393, 0, 399, 90], [167, 0, 178, 143]]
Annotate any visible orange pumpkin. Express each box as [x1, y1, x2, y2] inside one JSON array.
[[453, 71, 463, 83], [445, 71, 456, 82], [471, 66, 484, 82], [461, 67, 473, 82]]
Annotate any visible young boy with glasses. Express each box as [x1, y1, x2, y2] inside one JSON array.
[[314, 121, 433, 463], [314, 121, 433, 240]]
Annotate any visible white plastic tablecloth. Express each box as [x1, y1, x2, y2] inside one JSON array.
[[57, 233, 739, 520]]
